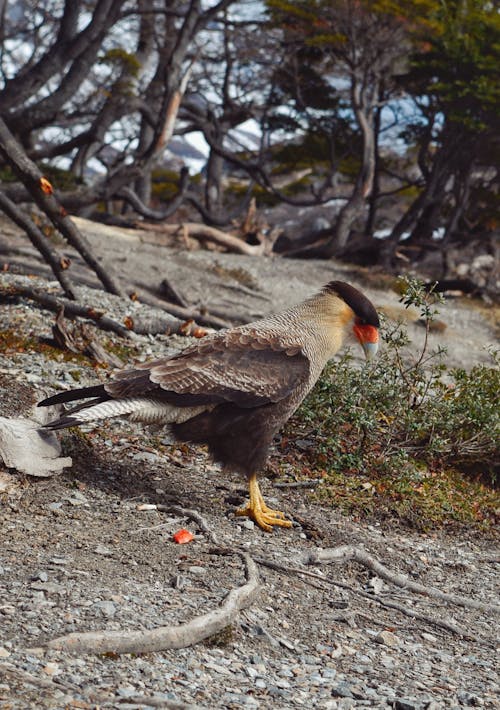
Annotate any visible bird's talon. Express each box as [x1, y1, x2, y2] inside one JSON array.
[[236, 503, 293, 532]]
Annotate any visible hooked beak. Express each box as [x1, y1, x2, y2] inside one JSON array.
[[353, 324, 379, 360]]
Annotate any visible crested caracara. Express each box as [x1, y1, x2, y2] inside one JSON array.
[[38, 281, 379, 532]]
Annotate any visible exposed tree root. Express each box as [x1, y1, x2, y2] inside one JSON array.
[[302, 545, 500, 615], [255, 553, 493, 641], [46, 552, 259, 655]]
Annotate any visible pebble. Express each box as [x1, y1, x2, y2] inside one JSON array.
[[43, 662, 60, 676], [92, 600, 117, 617], [331, 681, 354, 698], [94, 544, 113, 556], [375, 630, 400, 647]]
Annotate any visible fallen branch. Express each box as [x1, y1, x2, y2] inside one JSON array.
[[0, 663, 199, 709], [302, 545, 500, 615], [0, 275, 214, 338], [0, 280, 135, 339], [51, 307, 124, 367], [140, 221, 266, 256], [135, 287, 231, 329], [47, 552, 259, 654]]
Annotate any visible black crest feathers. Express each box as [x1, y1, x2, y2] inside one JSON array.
[[323, 281, 380, 327]]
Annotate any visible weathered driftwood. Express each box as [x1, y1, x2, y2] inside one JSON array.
[[51, 308, 124, 366]]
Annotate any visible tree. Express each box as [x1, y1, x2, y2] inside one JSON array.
[[0, 1, 237, 212], [264, 0, 414, 256], [0, 0, 236, 293], [379, 0, 500, 268]]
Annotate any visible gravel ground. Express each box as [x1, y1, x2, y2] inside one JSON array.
[[0, 250, 499, 709]]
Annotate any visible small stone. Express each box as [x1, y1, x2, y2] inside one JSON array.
[[0, 647, 10, 658], [43, 662, 60, 676], [242, 519, 255, 530], [32, 570, 48, 582], [368, 576, 384, 594], [331, 681, 354, 698], [94, 544, 113, 556], [93, 600, 117, 617], [117, 685, 137, 698], [421, 632, 437, 643], [255, 678, 267, 689], [50, 557, 70, 565], [30, 581, 65, 594], [374, 630, 400, 647], [48, 502, 63, 512], [393, 699, 419, 710], [456, 691, 484, 706]]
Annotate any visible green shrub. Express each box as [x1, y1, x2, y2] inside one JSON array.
[[284, 278, 499, 528]]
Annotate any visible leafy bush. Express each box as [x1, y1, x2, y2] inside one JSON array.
[[284, 278, 499, 528]]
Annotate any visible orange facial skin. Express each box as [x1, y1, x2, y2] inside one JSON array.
[[353, 322, 379, 359]]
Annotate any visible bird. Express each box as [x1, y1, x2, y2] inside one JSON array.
[[38, 281, 379, 532]]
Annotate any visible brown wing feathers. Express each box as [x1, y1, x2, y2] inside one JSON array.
[[38, 332, 309, 413]]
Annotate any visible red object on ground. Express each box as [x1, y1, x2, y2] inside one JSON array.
[[173, 529, 194, 544]]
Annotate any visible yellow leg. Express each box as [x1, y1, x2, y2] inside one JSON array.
[[236, 473, 293, 532]]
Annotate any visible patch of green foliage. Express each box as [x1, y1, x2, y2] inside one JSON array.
[[0, 329, 90, 365], [285, 278, 499, 530], [151, 168, 184, 202], [226, 181, 281, 207]]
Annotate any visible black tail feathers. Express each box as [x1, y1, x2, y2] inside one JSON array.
[[38, 384, 108, 407]]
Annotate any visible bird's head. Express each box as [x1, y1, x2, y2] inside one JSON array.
[[323, 281, 380, 360]]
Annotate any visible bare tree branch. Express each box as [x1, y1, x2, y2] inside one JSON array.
[[0, 116, 125, 296], [0, 190, 76, 298]]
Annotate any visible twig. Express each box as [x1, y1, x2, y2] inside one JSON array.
[[0, 662, 80, 693], [47, 552, 259, 654], [156, 504, 219, 545], [302, 545, 500, 614], [0, 663, 198, 708], [136, 287, 231, 329]]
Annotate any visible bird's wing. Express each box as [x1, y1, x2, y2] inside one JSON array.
[[105, 330, 309, 408]]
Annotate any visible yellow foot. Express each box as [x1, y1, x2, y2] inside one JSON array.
[[236, 474, 293, 532]]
